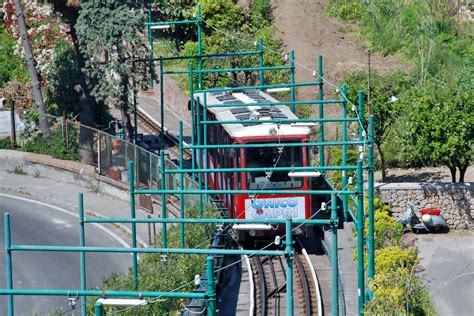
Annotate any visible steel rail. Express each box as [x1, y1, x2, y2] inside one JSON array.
[[295, 255, 312, 316]]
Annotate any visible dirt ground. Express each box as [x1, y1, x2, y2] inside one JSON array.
[[269, 0, 408, 101], [374, 166, 474, 183]]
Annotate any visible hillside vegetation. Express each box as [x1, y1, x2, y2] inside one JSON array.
[[326, 0, 473, 182]]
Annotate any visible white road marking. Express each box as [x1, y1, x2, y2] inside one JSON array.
[[0, 193, 131, 248]]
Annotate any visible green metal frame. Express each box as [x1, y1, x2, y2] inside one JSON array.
[[1, 11, 377, 315]]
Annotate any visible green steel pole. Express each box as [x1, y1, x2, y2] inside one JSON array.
[[135, 188, 357, 195], [147, 0, 153, 86], [203, 93, 209, 203], [359, 91, 365, 138], [160, 150, 168, 248], [94, 301, 103, 316], [79, 193, 87, 316], [196, 96, 203, 213], [368, 115, 375, 280], [207, 256, 216, 316], [331, 193, 339, 316], [85, 217, 332, 225], [356, 159, 365, 315], [342, 84, 348, 222], [4, 213, 13, 316], [290, 50, 296, 113], [0, 288, 205, 299], [129, 160, 139, 290], [160, 56, 165, 150], [285, 218, 294, 316], [11, 245, 287, 256], [189, 64, 195, 174], [179, 121, 185, 248], [197, 4, 203, 88], [318, 55, 325, 168], [259, 38, 264, 86], [133, 61, 138, 142]]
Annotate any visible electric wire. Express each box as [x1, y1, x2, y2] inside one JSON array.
[[202, 19, 368, 136]]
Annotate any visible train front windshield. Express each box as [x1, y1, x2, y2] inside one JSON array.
[[245, 142, 303, 189]]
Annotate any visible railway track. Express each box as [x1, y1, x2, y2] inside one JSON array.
[[250, 243, 320, 315], [136, 108, 191, 160]]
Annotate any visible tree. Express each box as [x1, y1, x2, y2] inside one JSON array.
[[401, 81, 473, 182], [76, 0, 150, 141], [345, 70, 409, 182], [12, 0, 51, 138], [46, 0, 99, 164]]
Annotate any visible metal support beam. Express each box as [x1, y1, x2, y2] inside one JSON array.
[[290, 50, 296, 113], [331, 193, 339, 316], [356, 160, 365, 315], [4, 213, 13, 316], [160, 150, 168, 248], [79, 194, 87, 316], [207, 256, 216, 315], [318, 55, 324, 168], [341, 84, 349, 221], [285, 218, 294, 316], [160, 56, 165, 150], [368, 115, 375, 280], [179, 121, 185, 248], [94, 301, 103, 316], [129, 161, 139, 290]]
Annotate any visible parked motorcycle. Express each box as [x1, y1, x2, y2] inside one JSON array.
[[396, 202, 447, 233]]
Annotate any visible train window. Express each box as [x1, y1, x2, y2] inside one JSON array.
[[245, 141, 303, 189]]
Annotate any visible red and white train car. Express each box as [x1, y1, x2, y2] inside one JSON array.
[[193, 89, 315, 241]]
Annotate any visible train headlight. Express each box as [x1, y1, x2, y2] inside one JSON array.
[[249, 230, 257, 237], [269, 127, 278, 136]]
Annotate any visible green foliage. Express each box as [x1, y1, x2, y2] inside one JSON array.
[[21, 117, 80, 161], [329, 146, 358, 189], [156, 0, 287, 93], [0, 137, 14, 150], [0, 22, 28, 86], [368, 198, 404, 249], [76, 0, 150, 101], [86, 207, 219, 315], [12, 165, 27, 175], [154, 0, 196, 49], [252, 0, 271, 23], [46, 41, 81, 116], [325, 0, 364, 22], [367, 246, 434, 316], [359, 197, 434, 314], [399, 79, 473, 181]]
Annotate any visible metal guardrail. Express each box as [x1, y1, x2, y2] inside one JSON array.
[[39, 114, 200, 209]]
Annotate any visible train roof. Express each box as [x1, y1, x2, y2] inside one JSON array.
[[194, 89, 311, 139]]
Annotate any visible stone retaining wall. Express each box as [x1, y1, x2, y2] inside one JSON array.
[[376, 183, 474, 230]]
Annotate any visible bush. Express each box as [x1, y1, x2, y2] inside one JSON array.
[[368, 198, 404, 249], [325, 0, 365, 22], [361, 198, 435, 315], [21, 121, 80, 161], [367, 246, 435, 315], [0, 137, 14, 149]]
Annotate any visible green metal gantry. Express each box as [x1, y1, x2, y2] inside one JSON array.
[[1, 6, 376, 315]]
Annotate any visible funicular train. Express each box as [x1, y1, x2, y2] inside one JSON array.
[[191, 89, 339, 242]]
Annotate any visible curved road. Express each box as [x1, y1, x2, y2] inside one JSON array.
[[0, 193, 132, 315]]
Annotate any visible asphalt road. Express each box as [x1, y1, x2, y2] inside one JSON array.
[[417, 232, 474, 316], [0, 193, 132, 315]]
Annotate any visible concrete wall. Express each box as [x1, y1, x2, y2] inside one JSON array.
[[153, 72, 191, 122], [376, 183, 474, 230]]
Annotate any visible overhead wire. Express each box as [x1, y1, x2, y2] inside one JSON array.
[[202, 19, 368, 138]]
